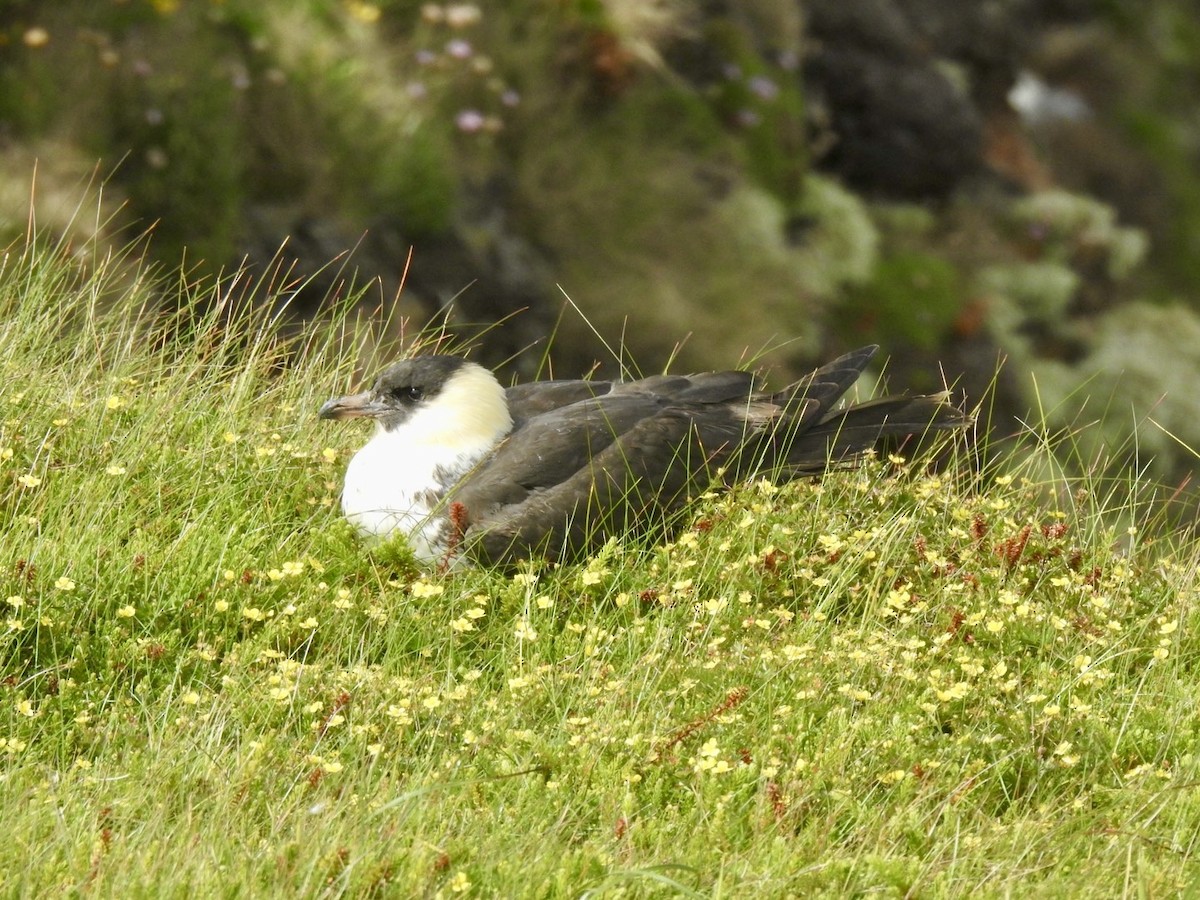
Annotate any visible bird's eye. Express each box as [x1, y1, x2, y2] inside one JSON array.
[[396, 385, 423, 402]]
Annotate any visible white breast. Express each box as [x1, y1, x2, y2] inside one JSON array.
[[340, 428, 469, 561], [339, 362, 514, 564]]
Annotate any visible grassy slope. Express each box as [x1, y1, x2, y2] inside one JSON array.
[[1, 241, 1199, 898]]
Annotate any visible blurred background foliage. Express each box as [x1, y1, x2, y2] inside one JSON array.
[[4, 0, 1200, 496]]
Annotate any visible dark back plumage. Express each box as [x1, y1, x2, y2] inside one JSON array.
[[452, 345, 966, 565]]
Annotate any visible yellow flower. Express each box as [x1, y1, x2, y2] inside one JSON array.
[[346, 2, 381, 24], [17, 474, 41, 488], [116, 605, 136, 618], [22, 27, 50, 48], [321, 448, 338, 463], [214, 599, 230, 613], [54, 577, 76, 592], [448, 872, 472, 894], [411, 581, 444, 599], [105, 395, 126, 411], [514, 621, 538, 641], [181, 691, 201, 705], [105, 465, 127, 476]]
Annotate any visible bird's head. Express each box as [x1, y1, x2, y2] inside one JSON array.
[[319, 355, 513, 445]]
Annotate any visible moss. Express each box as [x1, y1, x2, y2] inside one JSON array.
[[844, 251, 961, 351], [977, 262, 1080, 324], [1033, 301, 1200, 481], [790, 174, 880, 297], [1008, 190, 1149, 280]]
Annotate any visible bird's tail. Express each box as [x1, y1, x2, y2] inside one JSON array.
[[775, 393, 969, 474], [753, 345, 969, 476]]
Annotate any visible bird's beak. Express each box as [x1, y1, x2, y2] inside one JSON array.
[[318, 391, 391, 420]]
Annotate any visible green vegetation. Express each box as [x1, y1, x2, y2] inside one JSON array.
[[3, 235, 1199, 896]]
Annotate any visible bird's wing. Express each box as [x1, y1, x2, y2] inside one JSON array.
[[504, 380, 613, 427], [452, 371, 758, 562], [459, 400, 754, 565], [457, 346, 966, 565]]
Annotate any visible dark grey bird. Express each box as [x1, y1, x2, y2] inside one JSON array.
[[318, 346, 967, 567]]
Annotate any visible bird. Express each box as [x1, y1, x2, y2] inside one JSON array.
[[317, 346, 967, 567]]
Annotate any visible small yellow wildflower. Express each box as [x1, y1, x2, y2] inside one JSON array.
[[411, 581, 444, 599], [105, 395, 126, 411], [105, 465, 127, 476], [17, 474, 41, 488], [448, 871, 472, 894], [23, 27, 50, 48], [16, 699, 35, 717], [54, 577, 76, 592], [321, 448, 338, 463], [181, 691, 201, 705], [116, 605, 136, 618]]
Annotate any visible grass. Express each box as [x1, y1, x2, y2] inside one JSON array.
[[2, 235, 1199, 898]]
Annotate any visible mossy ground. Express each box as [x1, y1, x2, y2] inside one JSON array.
[[2, 241, 1199, 897]]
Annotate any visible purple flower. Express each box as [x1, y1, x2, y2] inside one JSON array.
[[446, 39, 472, 59], [415, 49, 437, 66], [500, 88, 520, 107], [455, 109, 485, 132], [748, 75, 779, 101], [735, 108, 761, 128]]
